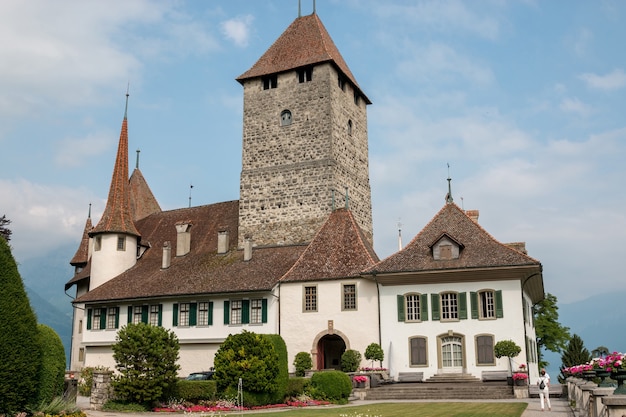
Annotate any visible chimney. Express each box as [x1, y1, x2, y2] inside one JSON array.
[[217, 230, 229, 254], [175, 222, 192, 256], [466, 209, 479, 222], [244, 237, 253, 261], [162, 241, 171, 269], [505, 242, 527, 255]]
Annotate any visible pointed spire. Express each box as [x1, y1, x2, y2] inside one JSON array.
[[135, 149, 140, 169], [70, 204, 94, 266], [91, 92, 140, 237], [445, 163, 454, 204]]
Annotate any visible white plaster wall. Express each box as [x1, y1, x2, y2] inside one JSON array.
[[379, 279, 527, 380], [90, 234, 137, 289], [279, 279, 380, 373]]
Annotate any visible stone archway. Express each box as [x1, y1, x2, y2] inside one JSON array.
[[311, 329, 350, 370]]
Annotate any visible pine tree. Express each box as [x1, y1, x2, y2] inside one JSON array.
[[560, 334, 591, 382], [0, 237, 42, 414]]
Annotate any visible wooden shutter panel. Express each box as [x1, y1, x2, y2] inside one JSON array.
[[470, 292, 478, 319], [459, 292, 467, 320], [158, 304, 163, 326], [173, 303, 179, 326], [114, 307, 119, 328], [397, 295, 405, 322], [224, 301, 230, 324], [431, 294, 440, 320], [190, 303, 197, 326], [87, 309, 92, 330], [495, 290, 503, 318], [208, 301, 213, 325], [477, 335, 494, 364], [242, 300, 250, 324], [261, 299, 268, 323], [99, 308, 107, 330], [127, 306, 133, 324], [141, 305, 149, 323], [420, 293, 428, 321]]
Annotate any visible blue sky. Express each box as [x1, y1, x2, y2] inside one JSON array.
[[1, 0, 625, 304]]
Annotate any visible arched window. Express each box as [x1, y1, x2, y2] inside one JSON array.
[[280, 110, 292, 126]]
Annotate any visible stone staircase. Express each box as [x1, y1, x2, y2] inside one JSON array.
[[364, 380, 516, 400]]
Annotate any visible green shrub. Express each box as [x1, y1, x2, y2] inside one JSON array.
[[102, 400, 150, 412], [111, 322, 180, 405], [174, 380, 217, 402], [310, 371, 352, 402], [264, 334, 289, 404], [364, 343, 384, 367], [294, 352, 313, 377], [0, 237, 42, 415], [286, 377, 310, 398], [341, 349, 362, 372], [35, 324, 66, 405], [78, 366, 109, 397]]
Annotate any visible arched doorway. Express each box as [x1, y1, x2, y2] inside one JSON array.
[[317, 334, 346, 370]]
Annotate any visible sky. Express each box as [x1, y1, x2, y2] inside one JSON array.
[[1, 0, 625, 305]]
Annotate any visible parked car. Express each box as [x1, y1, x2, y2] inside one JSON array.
[[186, 371, 214, 381]]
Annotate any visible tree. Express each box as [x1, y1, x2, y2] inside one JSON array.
[[0, 215, 11, 242], [494, 339, 521, 375], [0, 236, 41, 414], [340, 349, 362, 372], [111, 322, 180, 405], [534, 293, 570, 368], [364, 343, 384, 368], [35, 324, 66, 405], [560, 334, 591, 382]]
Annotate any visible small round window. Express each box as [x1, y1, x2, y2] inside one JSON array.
[[281, 110, 292, 126]]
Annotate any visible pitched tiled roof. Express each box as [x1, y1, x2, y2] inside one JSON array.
[[236, 13, 370, 104], [368, 203, 541, 274], [70, 215, 92, 266], [91, 109, 140, 237], [65, 259, 91, 291], [281, 208, 379, 282], [129, 168, 161, 221], [74, 201, 307, 303]]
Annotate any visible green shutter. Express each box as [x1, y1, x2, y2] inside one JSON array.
[[397, 295, 405, 322], [420, 293, 428, 321], [208, 301, 213, 325], [261, 299, 268, 323], [173, 303, 179, 326], [158, 304, 163, 326], [224, 301, 230, 324], [190, 303, 197, 326], [495, 290, 504, 318], [459, 292, 467, 319], [114, 307, 119, 328], [431, 294, 440, 321], [127, 306, 133, 324], [470, 292, 478, 319], [142, 305, 149, 323], [100, 308, 107, 329], [242, 300, 250, 324], [87, 309, 92, 330]]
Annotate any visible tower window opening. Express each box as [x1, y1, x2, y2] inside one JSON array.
[[280, 110, 292, 126], [338, 74, 346, 91], [298, 67, 313, 83], [262, 75, 277, 90], [348, 120, 353, 136]]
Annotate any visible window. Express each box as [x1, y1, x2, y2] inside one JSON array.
[[280, 110, 292, 126], [94, 235, 101, 251], [409, 336, 428, 366], [298, 67, 312, 83], [117, 236, 126, 251], [406, 294, 421, 322], [250, 299, 263, 324], [173, 302, 197, 326], [78, 348, 85, 362], [476, 335, 495, 365], [262, 75, 277, 90], [149, 305, 160, 326], [398, 294, 428, 322], [479, 290, 495, 319], [92, 308, 103, 330], [78, 319, 82, 334], [343, 284, 357, 310], [230, 300, 242, 325], [179, 303, 190, 326], [132, 306, 143, 324], [348, 120, 353, 136], [338, 74, 346, 91], [354, 91, 360, 105], [441, 293, 458, 320], [439, 244, 452, 259], [197, 302, 210, 326], [304, 286, 317, 312], [106, 307, 118, 329]]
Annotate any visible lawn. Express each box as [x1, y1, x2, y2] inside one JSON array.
[[239, 402, 528, 417]]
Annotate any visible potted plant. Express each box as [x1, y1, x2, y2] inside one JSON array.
[[512, 372, 528, 386], [494, 340, 521, 385], [353, 375, 368, 388]]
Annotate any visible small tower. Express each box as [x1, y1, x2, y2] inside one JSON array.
[[236, 11, 373, 248], [89, 93, 140, 289]]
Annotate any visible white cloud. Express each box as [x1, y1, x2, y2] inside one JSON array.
[[559, 97, 592, 116], [579, 69, 626, 91], [54, 131, 116, 168], [221, 15, 254, 47], [572, 27, 593, 56]]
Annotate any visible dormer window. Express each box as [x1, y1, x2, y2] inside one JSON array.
[[262, 75, 277, 90], [431, 234, 462, 260], [297, 66, 312, 83]]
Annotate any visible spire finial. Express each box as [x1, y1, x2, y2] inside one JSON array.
[[397, 219, 403, 250], [298, 0, 301, 17], [446, 163, 453, 203], [88, 203, 92, 219], [313, 0, 316, 14], [331, 188, 335, 211], [135, 149, 140, 169], [124, 83, 130, 120], [344, 186, 349, 209], [188, 183, 193, 208]]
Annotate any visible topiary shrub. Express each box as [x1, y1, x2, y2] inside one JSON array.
[[494, 339, 522, 375], [264, 334, 289, 404], [340, 349, 362, 372], [174, 380, 216, 402], [310, 371, 352, 402], [364, 343, 384, 368], [35, 324, 66, 405], [293, 352, 313, 377]]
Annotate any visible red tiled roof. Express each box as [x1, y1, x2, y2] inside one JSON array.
[[74, 201, 307, 303], [70, 216, 92, 266], [281, 208, 379, 282], [129, 168, 161, 221], [91, 112, 140, 237], [368, 203, 541, 274], [65, 259, 91, 291], [236, 13, 370, 104]]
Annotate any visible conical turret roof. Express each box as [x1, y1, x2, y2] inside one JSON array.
[[70, 209, 92, 266]]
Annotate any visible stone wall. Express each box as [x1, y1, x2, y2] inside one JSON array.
[[90, 370, 113, 410]]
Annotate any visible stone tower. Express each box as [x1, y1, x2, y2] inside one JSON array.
[[236, 12, 373, 248]]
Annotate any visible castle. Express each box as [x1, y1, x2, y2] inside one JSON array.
[[66, 10, 545, 383]]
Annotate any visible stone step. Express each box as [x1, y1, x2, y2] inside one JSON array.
[[364, 383, 515, 400]]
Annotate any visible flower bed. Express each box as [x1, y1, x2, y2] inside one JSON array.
[[153, 399, 329, 412]]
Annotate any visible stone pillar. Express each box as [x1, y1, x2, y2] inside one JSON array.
[[590, 387, 613, 417], [581, 383, 598, 417], [601, 396, 626, 417], [90, 370, 113, 410]]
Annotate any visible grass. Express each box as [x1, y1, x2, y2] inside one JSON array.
[[238, 402, 528, 417]]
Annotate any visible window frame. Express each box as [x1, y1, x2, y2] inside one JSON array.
[[405, 293, 421, 322], [440, 292, 459, 321], [303, 285, 318, 312], [297, 66, 312, 83], [342, 283, 357, 311], [262, 75, 277, 90], [117, 235, 126, 251]]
